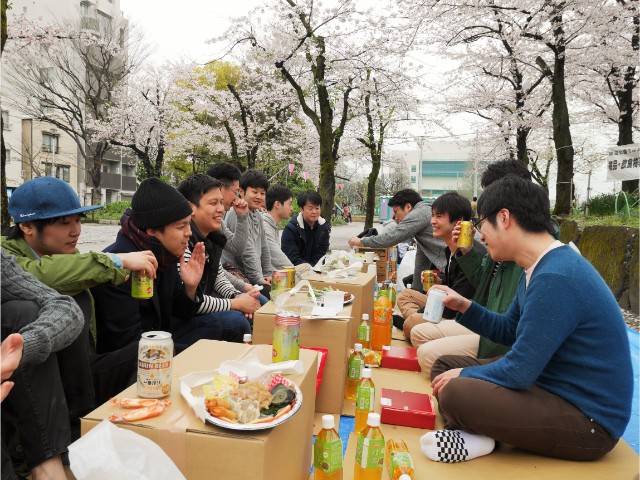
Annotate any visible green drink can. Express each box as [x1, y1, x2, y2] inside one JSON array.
[[132, 270, 154, 299]]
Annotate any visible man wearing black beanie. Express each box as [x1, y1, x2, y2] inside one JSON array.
[[92, 178, 225, 354]]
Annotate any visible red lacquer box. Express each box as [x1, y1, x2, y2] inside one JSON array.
[[380, 388, 436, 429], [380, 346, 421, 371]]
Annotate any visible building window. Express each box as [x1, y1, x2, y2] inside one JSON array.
[[5, 150, 10, 163], [411, 165, 416, 173], [45, 164, 70, 182], [410, 176, 417, 183], [42, 133, 59, 153], [98, 12, 112, 36], [1, 110, 10, 130], [80, 1, 90, 16]]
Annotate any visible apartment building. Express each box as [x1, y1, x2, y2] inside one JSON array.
[[1, 0, 136, 203]]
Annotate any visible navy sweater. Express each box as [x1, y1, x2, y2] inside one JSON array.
[[458, 246, 633, 439]]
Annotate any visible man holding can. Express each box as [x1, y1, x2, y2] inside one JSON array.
[[422, 176, 632, 463]]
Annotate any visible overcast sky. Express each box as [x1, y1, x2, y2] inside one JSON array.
[[119, 0, 261, 64]]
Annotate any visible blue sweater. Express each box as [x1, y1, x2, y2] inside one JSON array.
[[458, 246, 633, 439]]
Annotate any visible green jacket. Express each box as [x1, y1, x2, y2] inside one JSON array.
[[1, 236, 129, 296], [1, 236, 130, 345], [456, 249, 523, 359]]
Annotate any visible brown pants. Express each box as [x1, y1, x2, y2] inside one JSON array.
[[431, 355, 618, 461]]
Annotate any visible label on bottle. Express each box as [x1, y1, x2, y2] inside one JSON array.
[[348, 356, 363, 380], [356, 385, 375, 411], [357, 322, 371, 342], [355, 436, 385, 469], [313, 438, 343, 473], [390, 451, 414, 471]]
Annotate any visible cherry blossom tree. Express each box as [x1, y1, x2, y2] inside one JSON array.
[[3, 13, 147, 204]]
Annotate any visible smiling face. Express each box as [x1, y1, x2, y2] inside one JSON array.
[[221, 180, 241, 211], [147, 215, 193, 257], [431, 210, 456, 240], [20, 215, 82, 256], [242, 186, 267, 211], [191, 187, 225, 236]]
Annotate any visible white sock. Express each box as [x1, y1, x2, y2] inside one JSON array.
[[420, 430, 495, 463]]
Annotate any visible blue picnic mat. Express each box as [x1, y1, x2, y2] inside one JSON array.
[[334, 327, 640, 456]]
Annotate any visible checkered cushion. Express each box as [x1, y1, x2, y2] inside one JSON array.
[[434, 430, 469, 463]]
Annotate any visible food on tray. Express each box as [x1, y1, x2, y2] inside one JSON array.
[[312, 286, 354, 303], [204, 374, 297, 424]]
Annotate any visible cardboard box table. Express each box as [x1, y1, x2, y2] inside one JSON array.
[[253, 301, 351, 414], [305, 271, 376, 347], [81, 341, 318, 480]]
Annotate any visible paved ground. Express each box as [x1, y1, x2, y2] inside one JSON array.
[[77, 220, 369, 253]]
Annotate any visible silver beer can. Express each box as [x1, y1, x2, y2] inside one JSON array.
[[137, 331, 173, 398]]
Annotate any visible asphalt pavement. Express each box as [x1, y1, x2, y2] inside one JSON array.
[[77, 220, 370, 254]]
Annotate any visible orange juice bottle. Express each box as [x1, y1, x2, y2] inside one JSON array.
[[370, 290, 392, 351], [354, 412, 385, 480], [314, 414, 343, 480], [357, 314, 371, 350], [355, 368, 375, 434], [385, 439, 414, 479], [345, 343, 364, 400]]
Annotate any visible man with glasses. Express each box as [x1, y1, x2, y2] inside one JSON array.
[[423, 175, 632, 463]]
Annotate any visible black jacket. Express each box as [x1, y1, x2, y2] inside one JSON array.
[[281, 213, 331, 266], [91, 233, 202, 354]]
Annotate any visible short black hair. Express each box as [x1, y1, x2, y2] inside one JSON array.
[[6, 214, 86, 240], [266, 185, 293, 211], [177, 174, 223, 206], [481, 159, 531, 188], [431, 192, 472, 221], [206, 162, 242, 184], [239, 169, 269, 191], [388, 189, 422, 208], [478, 175, 551, 233], [297, 190, 322, 208]]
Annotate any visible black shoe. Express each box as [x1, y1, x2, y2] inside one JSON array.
[[392, 314, 405, 330]]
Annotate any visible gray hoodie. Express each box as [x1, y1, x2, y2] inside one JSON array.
[[362, 201, 446, 288], [261, 212, 293, 271]]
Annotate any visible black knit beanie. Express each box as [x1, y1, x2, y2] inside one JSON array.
[[131, 177, 193, 229]]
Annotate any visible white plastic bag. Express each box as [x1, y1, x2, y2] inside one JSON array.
[[68, 419, 186, 480]]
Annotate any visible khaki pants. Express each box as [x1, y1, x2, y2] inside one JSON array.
[[396, 288, 427, 339], [414, 331, 479, 375], [431, 356, 618, 461]]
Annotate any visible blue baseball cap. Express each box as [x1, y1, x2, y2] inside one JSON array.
[[9, 177, 103, 223]]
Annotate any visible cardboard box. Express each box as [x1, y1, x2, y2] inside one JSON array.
[[253, 301, 351, 414], [306, 271, 376, 348], [81, 341, 318, 480], [381, 346, 421, 372], [357, 247, 389, 283], [380, 388, 436, 429]]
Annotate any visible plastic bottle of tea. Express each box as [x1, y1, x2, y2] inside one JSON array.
[[314, 414, 343, 480], [354, 368, 375, 434], [354, 412, 384, 480], [345, 343, 364, 400]]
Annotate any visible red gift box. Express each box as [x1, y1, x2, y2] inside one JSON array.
[[380, 388, 436, 429], [380, 346, 421, 372]]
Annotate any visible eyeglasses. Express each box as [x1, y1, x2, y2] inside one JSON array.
[[473, 210, 501, 232], [223, 184, 241, 197]]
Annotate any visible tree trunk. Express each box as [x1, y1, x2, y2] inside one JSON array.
[[365, 155, 380, 230], [1, 0, 9, 232], [516, 126, 530, 165], [619, 65, 637, 193], [318, 131, 336, 222]]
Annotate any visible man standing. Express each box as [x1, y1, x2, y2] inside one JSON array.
[[423, 176, 632, 463], [263, 185, 295, 272], [348, 189, 447, 289], [178, 174, 260, 335], [281, 190, 331, 267]]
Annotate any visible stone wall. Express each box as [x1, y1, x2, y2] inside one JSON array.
[[558, 220, 639, 314]]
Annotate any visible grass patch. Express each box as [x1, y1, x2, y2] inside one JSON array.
[[564, 213, 639, 229], [92, 201, 131, 221]]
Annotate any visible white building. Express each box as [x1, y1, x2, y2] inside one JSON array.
[[392, 141, 483, 197], [1, 0, 136, 202]]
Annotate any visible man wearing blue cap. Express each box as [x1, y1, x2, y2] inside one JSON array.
[[1, 177, 158, 438]]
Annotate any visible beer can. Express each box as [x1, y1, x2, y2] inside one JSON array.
[[272, 312, 300, 362], [282, 266, 296, 288], [137, 331, 173, 398], [422, 270, 436, 292], [131, 270, 153, 299], [457, 221, 474, 248], [272, 270, 288, 291]]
